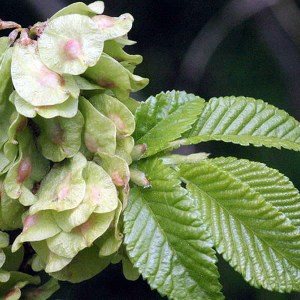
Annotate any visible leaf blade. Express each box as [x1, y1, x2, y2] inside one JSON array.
[[124, 158, 223, 300], [179, 158, 300, 292], [211, 157, 300, 228], [183, 96, 300, 151], [134, 91, 205, 157]]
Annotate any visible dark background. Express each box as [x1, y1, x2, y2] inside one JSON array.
[[2, 0, 300, 299]]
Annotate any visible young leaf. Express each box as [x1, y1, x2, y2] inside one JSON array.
[[134, 91, 205, 157], [183, 96, 300, 151], [179, 158, 300, 292], [124, 158, 223, 300]]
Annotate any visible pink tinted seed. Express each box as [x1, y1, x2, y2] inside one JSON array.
[[63, 39, 82, 60], [17, 158, 32, 183]]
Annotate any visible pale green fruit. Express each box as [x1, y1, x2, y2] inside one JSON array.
[[104, 39, 143, 66], [4, 128, 49, 206], [53, 161, 119, 232], [0, 47, 13, 107], [115, 136, 135, 165], [79, 96, 116, 154], [90, 93, 135, 137], [38, 14, 104, 75], [84, 53, 149, 96], [0, 37, 10, 58], [49, 246, 111, 283], [0, 111, 27, 176], [50, 1, 105, 20], [29, 153, 87, 214], [94, 152, 130, 188], [92, 13, 134, 41], [0, 178, 24, 230], [11, 42, 79, 106], [10, 91, 79, 119], [34, 112, 84, 162]]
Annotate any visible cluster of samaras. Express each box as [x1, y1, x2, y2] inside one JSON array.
[[0, 1, 148, 297]]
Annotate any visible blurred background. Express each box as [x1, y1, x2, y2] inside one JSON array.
[[2, 0, 300, 299]]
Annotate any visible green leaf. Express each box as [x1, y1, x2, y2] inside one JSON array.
[[183, 96, 300, 151], [134, 91, 205, 157], [34, 112, 84, 162], [124, 158, 223, 300], [179, 158, 300, 292], [38, 14, 104, 75], [210, 157, 300, 229]]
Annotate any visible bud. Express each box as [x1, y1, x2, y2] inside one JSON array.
[[131, 144, 147, 161], [130, 168, 151, 188]]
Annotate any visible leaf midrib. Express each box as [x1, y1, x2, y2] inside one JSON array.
[[130, 187, 214, 299], [182, 174, 300, 271], [185, 134, 300, 149]]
